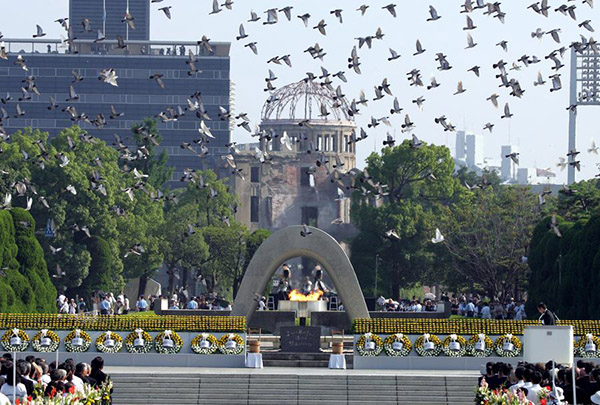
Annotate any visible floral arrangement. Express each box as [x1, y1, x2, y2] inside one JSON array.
[[442, 334, 467, 357], [494, 334, 522, 357], [64, 329, 92, 352], [1, 328, 30, 352], [32, 329, 60, 353], [575, 333, 600, 358], [414, 333, 442, 357], [25, 380, 113, 404], [0, 313, 246, 332], [191, 333, 219, 355], [352, 318, 600, 336], [96, 331, 123, 354], [218, 333, 245, 355], [466, 333, 494, 357], [475, 379, 531, 404], [125, 329, 153, 353], [356, 333, 384, 357], [383, 333, 412, 357], [154, 330, 183, 354]]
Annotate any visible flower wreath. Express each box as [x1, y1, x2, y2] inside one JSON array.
[[383, 333, 412, 357], [218, 333, 245, 355], [154, 330, 183, 354], [65, 329, 92, 353], [414, 333, 443, 357], [125, 329, 153, 354], [442, 334, 467, 357], [191, 333, 219, 355], [1, 329, 30, 352], [96, 331, 123, 354], [575, 334, 600, 358], [494, 334, 522, 357], [32, 329, 60, 353], [466, 334, 494, 357], [356, 333, 384, 357]]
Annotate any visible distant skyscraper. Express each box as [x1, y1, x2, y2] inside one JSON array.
[[70, 0, 150, 41], [455, 131, 466, 160], [465, 133, 484, 168], [501, 145, 519, 181]]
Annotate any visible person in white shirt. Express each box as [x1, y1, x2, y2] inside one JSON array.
[[376, 296, 386, 310], [0, 370, 27, 404], [0, 392, 10, 405], [480, 303, 492, 319], [509, 367, 526, 394], [257, 297, 267, 311], [526, 371, 544, 405]]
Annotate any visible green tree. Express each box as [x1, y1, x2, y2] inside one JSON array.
[[10, 208, 56, 312], [127, 118, 173, 189], [350, 141, 463, 299], [442, 186, 541, 301]]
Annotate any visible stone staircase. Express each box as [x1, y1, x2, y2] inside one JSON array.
[[111, 372, 477, 405]]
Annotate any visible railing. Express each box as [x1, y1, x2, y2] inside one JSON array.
[[1, 38, 230, 57]]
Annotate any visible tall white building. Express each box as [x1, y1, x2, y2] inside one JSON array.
[[501, 145, 519, 182], [456, 131, 467, 160], [466, 133, 485, 168]]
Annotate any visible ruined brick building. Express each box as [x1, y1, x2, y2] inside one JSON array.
[[232, 81, 358, 242]]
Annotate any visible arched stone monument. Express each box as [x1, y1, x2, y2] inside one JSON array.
[[232, 226, 370, 321]]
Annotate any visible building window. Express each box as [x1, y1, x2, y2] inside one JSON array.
[[300, 167, 311, 186], [344, 136, 349, 152], [251, 167, 260, 183], [332, 135, 338, 153], [301, 207, 319, 228], [250, 196, 259, 223], [324, 135, 330, 152]]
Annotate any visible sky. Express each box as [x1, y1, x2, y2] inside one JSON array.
[[1, 0, 600, 183]]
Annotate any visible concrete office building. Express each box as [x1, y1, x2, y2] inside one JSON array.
[[0, 0, 231, 182]]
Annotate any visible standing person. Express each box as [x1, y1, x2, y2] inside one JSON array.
[[68, 299, 77, 314], [136, 295, 148, 312], [537, 303, 556, 325], [99, 296, 110, 315], [123, 295, 130, 315], [77, 298, 87, 314], [90, 357, 109, 388]]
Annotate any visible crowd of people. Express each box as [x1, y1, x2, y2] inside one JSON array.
[[447, 294, 528, 320], [478, 360, 600, 404], [0, 354, 111, 404], [169, 294, 232, 311], [377, 296, 439, 312]]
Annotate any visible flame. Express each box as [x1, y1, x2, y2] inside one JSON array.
[[288, 289, 324, 302]]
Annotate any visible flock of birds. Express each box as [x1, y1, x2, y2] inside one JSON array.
[[0, 0, 599, 270]]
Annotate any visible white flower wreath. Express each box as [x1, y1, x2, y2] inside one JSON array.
[[32, 329, 60, 353], [576, 334, 600, 358], [1, 329, 30, 352], [494, 334, 522, 358], [466, 334, 494, 357], [154, 330, 183, 354], [191, 333, 219, 355], [356, 333, 384, 357], [218, 333, 245, 355], [415, 333, 443, 357], [126, 329, 153, 354], [383, 333, 412, 357], [64, 329, 91, 353], [96, 331, 123, 354], [442, 334, 467, 357]]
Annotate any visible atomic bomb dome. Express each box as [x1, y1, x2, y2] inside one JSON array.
[[261, 81, 354, 123]]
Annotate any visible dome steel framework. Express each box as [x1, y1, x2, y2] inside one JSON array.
[[261, 81, 353, 122]]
